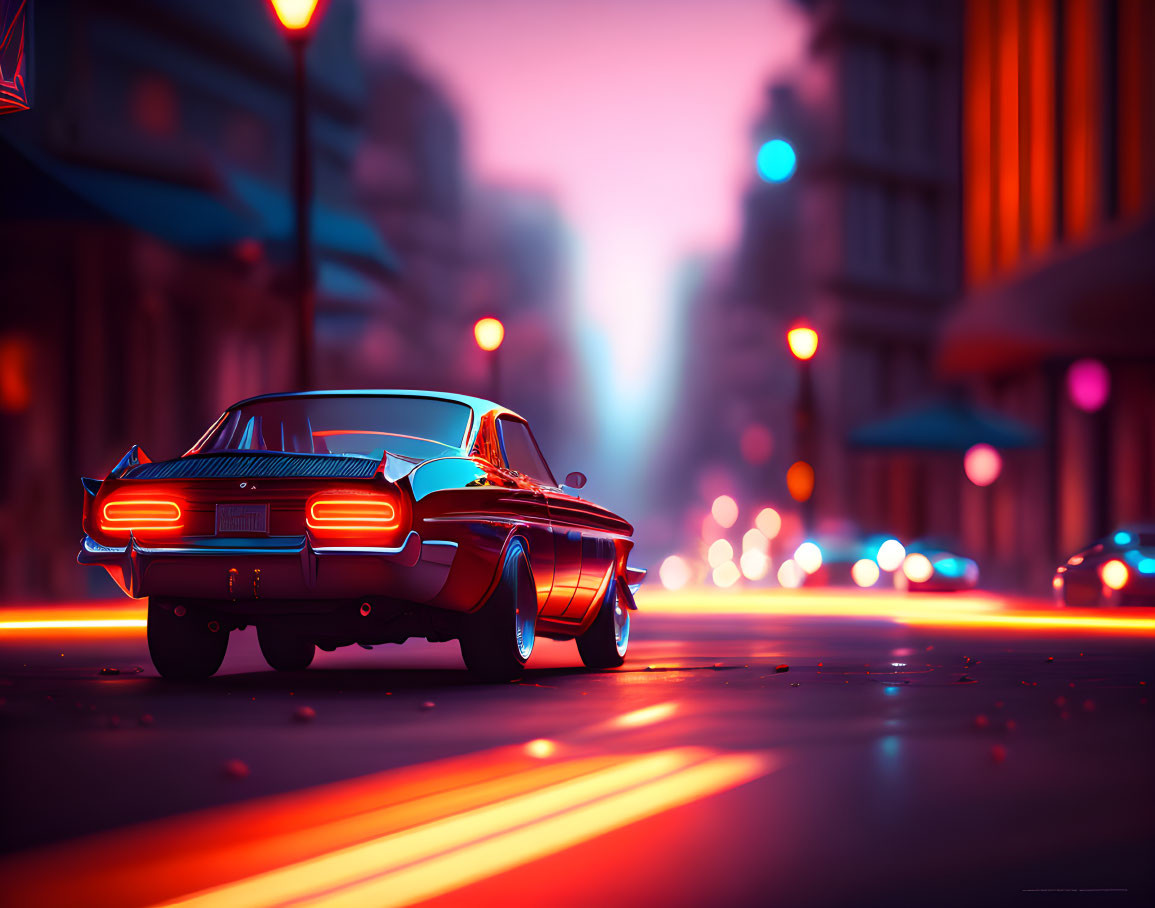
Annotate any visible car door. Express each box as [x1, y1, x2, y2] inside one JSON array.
[[543, 489, 626, 622], [494, 416, 556, 612]]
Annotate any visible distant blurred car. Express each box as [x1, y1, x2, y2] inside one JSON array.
[[901, 538, 979, 592], [1054, 526, 1155, 607], [799, 534, 871, 587]]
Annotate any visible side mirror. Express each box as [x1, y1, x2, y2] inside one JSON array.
[[564, 471, 587, 490]]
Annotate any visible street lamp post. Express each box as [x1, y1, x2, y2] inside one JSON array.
[[473, 317, 505, 401], [787, 323, 819, 532], [268, 0, 325, 391]]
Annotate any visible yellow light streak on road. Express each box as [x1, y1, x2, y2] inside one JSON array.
[[160, 748, 772, 908], [299, 751, 774, 908], [158, 748, 762, 905]]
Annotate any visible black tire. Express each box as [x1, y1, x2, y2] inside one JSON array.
[[257, 624, 315, 672], [147, 598, 228, 680], [459, 538, 537, 682], [577, 575, 629, 669]]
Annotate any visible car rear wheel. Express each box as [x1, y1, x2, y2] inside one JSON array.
[[459, 538, 536, 682], [147, 598, 229, 680], [577, 575, 629, 669], [257, 624, 315, 672]]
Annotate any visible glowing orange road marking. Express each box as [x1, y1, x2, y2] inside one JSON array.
[[301, 752, 774, 908], [0, 750, 624, 908], [0, 604, 147, 636], [0, 618, 147, 630], [613, 701, 678, 728], [159, 749, 773, 908]]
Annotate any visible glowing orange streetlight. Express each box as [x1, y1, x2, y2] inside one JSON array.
[[787, 321, 819, 531], [474, 317, 505, 400], [787, 324, 819, 361], [267, 0, 327, 390], [269, 0, 324, 31], [473, 317, 505, 352]]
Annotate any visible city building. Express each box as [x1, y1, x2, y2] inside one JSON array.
[[940, 0, 1155, 585], [0, 0, 398, 597], [719, 1, 964, 541]]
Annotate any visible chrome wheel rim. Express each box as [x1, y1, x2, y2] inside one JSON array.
[[511, 551, 535, 661], [613, 593, 629, 657]]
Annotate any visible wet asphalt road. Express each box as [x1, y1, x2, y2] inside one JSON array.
[[1, 591, 1153, 907]]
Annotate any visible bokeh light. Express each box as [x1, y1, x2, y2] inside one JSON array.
[[756, 138, 797, 182], [524, 738, 556, 758], [710, 494, 739, 529], [902, 553, 934, 583], [754, 507, 782, 540], [1100, 559, 1129, 591], [851, 558, 880, 588], [876, 538, 906, 572], [473, 317, 505, 352], [1066, 359, 1110, 413], [786, 461, 815, 502], [658, 555, 690, 591], [739, 424, 774, 465], [777, 558, 804, 588], [794, 541, 823, 574], [707, 539, 734, 568], [963, 443, 1002, 487], [742, 528, 767, 553], [712, 561, 741, 588], [786, 325, 818, 361], [739, 549, 769, 581]]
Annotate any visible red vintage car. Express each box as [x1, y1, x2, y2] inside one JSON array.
[[79, 391, 644, 681]]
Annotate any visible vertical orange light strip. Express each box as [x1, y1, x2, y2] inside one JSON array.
[[1064, 0, 1101, 238], [1025, 0, 1056, 251], [964, 0, 995, 284], [996, 0, 1021, 268], [1116, 0, 1148, 216]]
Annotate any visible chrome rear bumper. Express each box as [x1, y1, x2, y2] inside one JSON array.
[[78, 531, 457, 602]]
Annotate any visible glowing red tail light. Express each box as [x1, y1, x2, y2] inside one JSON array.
[[306, 491, 403, 538], [100, 498, 183, 534]]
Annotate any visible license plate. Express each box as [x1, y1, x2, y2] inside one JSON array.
[[215, 503, 269, 535]]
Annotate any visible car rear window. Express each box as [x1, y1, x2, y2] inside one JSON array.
[[197, 396, 472, 463]]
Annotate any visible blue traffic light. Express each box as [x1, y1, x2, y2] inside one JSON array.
[[757, 138, 796, 183]]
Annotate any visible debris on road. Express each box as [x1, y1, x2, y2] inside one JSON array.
[[775, 664, 789, 673]]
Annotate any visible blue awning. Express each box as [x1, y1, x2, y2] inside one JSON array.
[[224, 170, 399, 274], [848, 396, 1039, 451], [0, 139, 400, 277], [0, 138, 253, 248]]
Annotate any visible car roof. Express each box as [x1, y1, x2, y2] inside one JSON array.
[[225, 389, 524, 450]]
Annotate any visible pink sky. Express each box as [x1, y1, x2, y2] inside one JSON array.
[[358, 0, 808, 500], [359, 0, 807, 255]]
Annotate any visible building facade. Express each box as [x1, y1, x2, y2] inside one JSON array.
[[941, 0, 1155, 586], [0, 0, 398, 598]]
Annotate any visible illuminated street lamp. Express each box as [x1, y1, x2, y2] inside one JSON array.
[[787, 325, 818, 361], [474, 317, 505, 399], [787, 321, 819, 531], [268, 0, 326, 390]]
